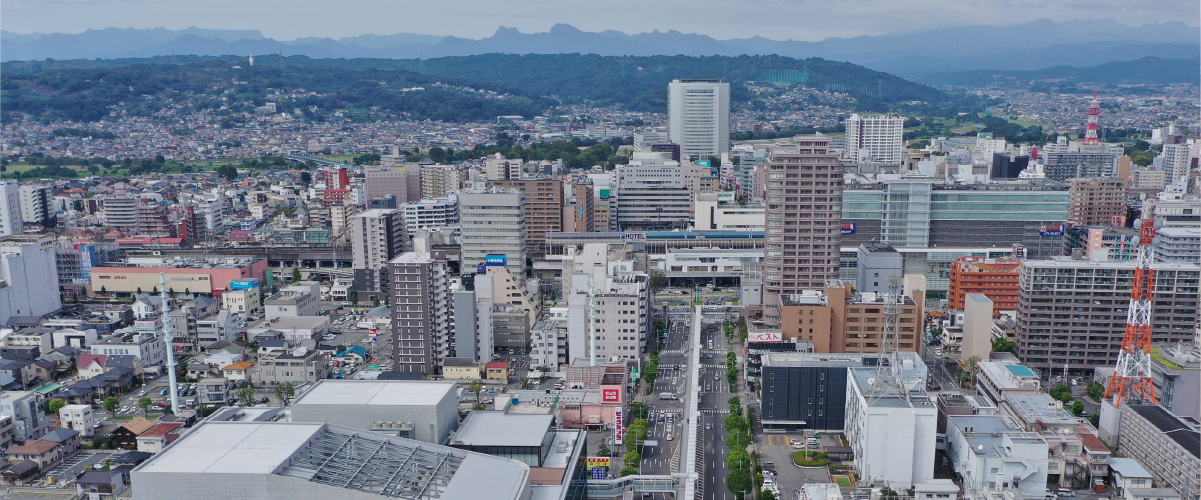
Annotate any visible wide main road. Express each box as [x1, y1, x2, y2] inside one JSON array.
[[640, 308, 692, 492], [699, 314, 734, 500]]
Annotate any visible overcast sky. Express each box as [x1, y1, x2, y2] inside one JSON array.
[[3, 0, 1197, 40]]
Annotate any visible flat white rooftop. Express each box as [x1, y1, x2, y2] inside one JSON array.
[[292, 379, 457, 407]]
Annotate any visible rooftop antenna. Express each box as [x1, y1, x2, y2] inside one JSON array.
[[868, 275, 908, 406], [159, 273, 180, 415]]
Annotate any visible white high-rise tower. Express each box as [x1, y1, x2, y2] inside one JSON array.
[[844, 113, 905, 165], [668, 79, 730, 160]]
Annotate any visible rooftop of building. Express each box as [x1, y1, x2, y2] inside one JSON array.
[[1128, 405, 1200, 459], [249, 317, 328, 329], [390, 251, 440, 264], [1023, 257, 1201, 270], [291, 379, 457, 407], [452, 412, 553, 448], [132, 421, 530, 500], [948, 415, 1046, 456], [849, 366, 933, 409], [978, 361, 1040, 390], [1004, 392, 1078, 426], [762, 352, 874, 368], [1107, 457, 1153, 479], [93, 256, 259, 269]]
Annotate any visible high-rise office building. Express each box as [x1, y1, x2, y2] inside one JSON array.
[[614, 154, 693, 231], [389, 251, 453, 375], [351, 209, 407, 295], [399, 196, 459, 235], [459, 189, 527, 276], [0, 181, 22, 236], [489, 179, 564, 254], [844, 113, 905, 165], [668, 79, 730, 160], [565, 179, 595, 233], [762, 136, 844, 327], [1044, 151, 1116, 181], [1068, 177, 1128, 226]]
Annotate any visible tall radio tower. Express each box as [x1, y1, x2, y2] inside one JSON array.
[[868, 276, 909, 406], [159, 273, 181, 414], [1083, 92, 1101, 145], [1105, 216, 1158, 407]]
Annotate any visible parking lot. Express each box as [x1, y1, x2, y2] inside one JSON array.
[[44, 452, 114, 485], [757, 432, 833, 499]]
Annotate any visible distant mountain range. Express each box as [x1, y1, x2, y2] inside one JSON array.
[[925, 56, 1201, 87], [2, 18, 1197, 79]]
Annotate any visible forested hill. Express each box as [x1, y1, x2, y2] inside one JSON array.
[[1, 53, 959, 123]]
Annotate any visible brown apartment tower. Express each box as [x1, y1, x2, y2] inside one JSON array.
[[762, 135, 845, 327]]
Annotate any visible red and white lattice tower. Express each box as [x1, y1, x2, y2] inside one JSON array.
[[1105, 216, 1158, 407], [1083, 91, 1101, 144]]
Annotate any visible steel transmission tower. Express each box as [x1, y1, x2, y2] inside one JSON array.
[[1083, 92, 1101, 145], [1105, 217, 1158, 406], [868, 276, 909, 406]]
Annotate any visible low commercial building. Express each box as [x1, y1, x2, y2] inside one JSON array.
[[89, 257, 268, 296], [759, 351, 926, 431], [130, 421, 533, 500], [1118, 405, 1200, 500], [0, 390, 48, 441], [844, 366, 937, 489], [289, 380, 459, 444], [449, 412, 588, 500], [441, 358, 481, 380], [247, 316, 330, 343], [264, 281, 322, 319]]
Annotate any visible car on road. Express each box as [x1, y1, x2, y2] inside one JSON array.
[[705, 422, 712, 430], [714, 373, 720, 380]]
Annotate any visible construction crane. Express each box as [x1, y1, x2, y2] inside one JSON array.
[[1105, 215, 1159, 406]]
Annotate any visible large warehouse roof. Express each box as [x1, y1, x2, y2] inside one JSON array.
[[292, 380, 457, 407], [134, 421, 530, 500]]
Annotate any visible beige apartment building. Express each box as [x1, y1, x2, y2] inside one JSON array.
[[779, 279, 924, 354]]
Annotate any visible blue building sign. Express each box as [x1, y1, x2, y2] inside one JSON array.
[[485, 254, 508, 266], [229, 279, 260, 290], [840, 223, 856, 234]]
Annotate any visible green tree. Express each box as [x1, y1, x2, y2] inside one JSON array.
[[102, 396, 120, 418], [348, 289, 359, 304], [300, 171, 312, 185], [1072, 400, 1085, 416], [1049, 384, 1073, 403], [469, 380, 484, 403], [624, 450, 641, 466], [992, 338, 1016, 353], [47, 398, 67, 415], [274, 382, 296, 405], [619, 465, 638, 477], [236, 387, 256, 406], [137, 397, 153, 415], [1085, 382, 1105, 401], [726, 469, 752, 496], [727, 448, 750, 470], [597, 442, 611, 457]]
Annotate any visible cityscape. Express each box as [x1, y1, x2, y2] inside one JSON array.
[[0, 9, 1198, 500]]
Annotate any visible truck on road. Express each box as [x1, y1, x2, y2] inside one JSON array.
[[658, 392, 678, 400]]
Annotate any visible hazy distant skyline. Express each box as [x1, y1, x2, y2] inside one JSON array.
[[2, 0, 1198, 41]]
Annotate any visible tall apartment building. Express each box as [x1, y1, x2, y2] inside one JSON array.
[[947, 256, 1021, 311], [1068, 177, 1128, 226], [136, 204, 173, 237], [420, 164, 460, 198], [459, 189, 527, 276], [351, 209, 407, 295], [668, 79, 730, 160], [777, 280, 924, 354], [1118, 405, 1200, 500], [102, 197, 139, 230], [18, 185, 51, 227], [1153, 227, 1201, 264], [560, 244, 651, 363], [364, 165, 422, 204], [0, 181, 22, 236], [484, 155, 524, 181], [1159, 143, 1196, 183], [762, 135, 844, 327], [389, 251, 453, 375], [400, 196, 459, 235], [1014, 258, 1200, 376], [565, 179, 595, 233], [490, 179, 564, 253], [633, 131, 670, 152], [844, 113, 905, 165], [1044, 151, 1116, 181]]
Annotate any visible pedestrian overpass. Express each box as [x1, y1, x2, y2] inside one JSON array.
[[586, 475, 678, 498]]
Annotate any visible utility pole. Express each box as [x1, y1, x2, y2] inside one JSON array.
[[159, 273, 180, 415]]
